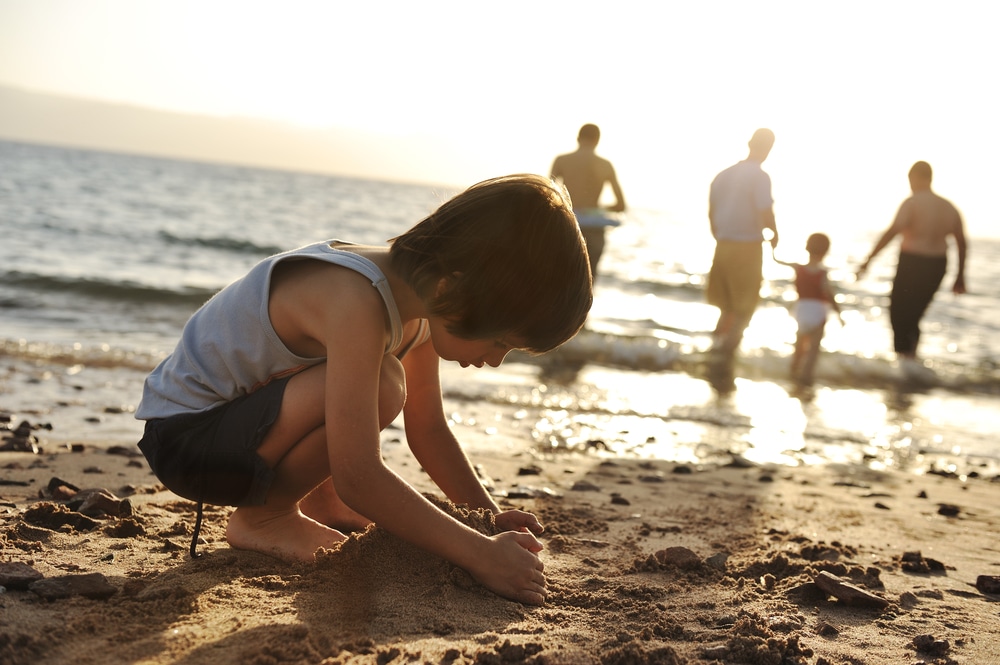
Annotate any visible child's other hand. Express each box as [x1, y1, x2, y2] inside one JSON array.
[[472, 531, 547, 605], [494, 509, 544, 537]]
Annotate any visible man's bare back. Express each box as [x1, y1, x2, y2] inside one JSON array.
[[895, 190, 962, 256], [550, 150, 621, 211]]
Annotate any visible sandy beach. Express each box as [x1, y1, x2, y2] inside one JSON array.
[[2, 399, 999, 665]]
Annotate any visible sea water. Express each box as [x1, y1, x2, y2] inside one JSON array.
[[1, 139, 998, 476]]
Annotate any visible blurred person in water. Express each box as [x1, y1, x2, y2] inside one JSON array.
[[857, 161, 967, 362], [550, 123, 626, 279], [705, 128, 778, 389], [772, 233, 843, 388]]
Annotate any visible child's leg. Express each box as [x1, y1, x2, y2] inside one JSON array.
[[797, 328, 824, 386], [227, 356, 406, 561], [790, 331, 806, 381]]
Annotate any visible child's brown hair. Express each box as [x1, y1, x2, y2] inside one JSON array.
[[390, 174, 593, 353]]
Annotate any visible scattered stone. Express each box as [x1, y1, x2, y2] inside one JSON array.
[[638, 473, 664, 483], [874, 502, 891, 510], [47, 476, 81, 494], [654, 546, 701, 570], [813, 570, 889, 609], [106, 445, 143, 458], [975, 575, 1000, 595], [28, 572, 117, 600], [609, 494, 630, 506], [74, 489, 133, 518], [900, 551, 947, 573], [912, 634, 950, 657], [917, 490, 928, 498], [899, 591, 919, 608], [0, 423, 41, 453], [705, 552, 729, 571], [22, 502, 102, 532], [517, 465, 542, 476], [570, 480, 601, 492], [936, 503, 960, 517], [0, 561, 44, 589], [816, 621, 839, 637], [671, 464, 693, 474]]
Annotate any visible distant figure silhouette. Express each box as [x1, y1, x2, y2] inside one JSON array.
[[551, 124, 626, 278], [857, 161, 968, 361], [705, 128, 778, 389], [772, 233, 843, 388]]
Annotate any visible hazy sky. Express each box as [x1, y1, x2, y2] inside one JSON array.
[[1, 0, 997, 238]]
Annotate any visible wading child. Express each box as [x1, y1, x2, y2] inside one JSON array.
[[136, 174, 593, 606], [772, 233, 843, 387]]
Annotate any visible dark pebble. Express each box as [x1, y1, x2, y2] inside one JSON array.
[[0, 561, 44, 590], [976, 575, 1000, 595], [29, 572, 117, 600]]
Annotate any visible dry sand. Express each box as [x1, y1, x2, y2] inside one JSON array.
[[2, 412, 999, 665]]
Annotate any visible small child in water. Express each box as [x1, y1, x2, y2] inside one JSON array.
[[772, 233, 843, 387], [135, 174, 593, 606]]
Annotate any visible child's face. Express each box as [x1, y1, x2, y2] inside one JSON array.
[[429, 318, 520, 368]]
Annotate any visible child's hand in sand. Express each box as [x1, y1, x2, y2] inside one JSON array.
[[470, 531, 547, 605], [494, 509, 544, 537]]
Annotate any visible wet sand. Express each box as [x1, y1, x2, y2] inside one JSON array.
[[2, 405, 999, 665]]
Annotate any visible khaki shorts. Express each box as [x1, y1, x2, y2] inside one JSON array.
[[706, 240, 763, 316]]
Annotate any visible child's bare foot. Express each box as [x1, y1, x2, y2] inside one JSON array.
[[226, 506, 347, 562], [298, 479, 373, 533]]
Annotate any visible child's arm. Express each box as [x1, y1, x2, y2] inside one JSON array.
[[320, 301, 545, 604], [770, 245, 796, 268], [400, 341, 543, 535]]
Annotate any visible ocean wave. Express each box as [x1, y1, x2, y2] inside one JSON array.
[[0, 338, 161, 372], [0, 270, 215, 305], [523, 329, 1000, 397], [157, 230, 282, 256]]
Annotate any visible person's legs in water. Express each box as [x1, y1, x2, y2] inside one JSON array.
[[889, 254, 946, 360]]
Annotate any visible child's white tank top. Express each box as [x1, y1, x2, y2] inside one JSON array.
[[136, 240, 427, 420]]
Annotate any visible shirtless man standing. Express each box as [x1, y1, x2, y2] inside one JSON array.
[[857, 161, 968, 360], [551, 124, 626, 278]]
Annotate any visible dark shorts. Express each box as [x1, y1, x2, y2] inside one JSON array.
[[137, 377, 290, 507], [890, 252, 947, 355]]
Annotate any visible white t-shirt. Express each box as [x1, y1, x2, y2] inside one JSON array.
[[709, 159, 773, 242]]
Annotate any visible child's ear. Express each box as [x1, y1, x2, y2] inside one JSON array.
[[435, 273, 462, 297], [435, 277, 450, 298]]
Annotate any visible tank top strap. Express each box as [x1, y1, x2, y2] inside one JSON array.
[[310, 241, 404, 353]]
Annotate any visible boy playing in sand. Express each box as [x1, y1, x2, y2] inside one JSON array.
[[772, 233, 843, 387], [135, 174, 593, 606]]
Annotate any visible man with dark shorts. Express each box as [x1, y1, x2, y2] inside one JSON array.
[[705, 128, 778, 389], [857, 161, 968, 361]]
